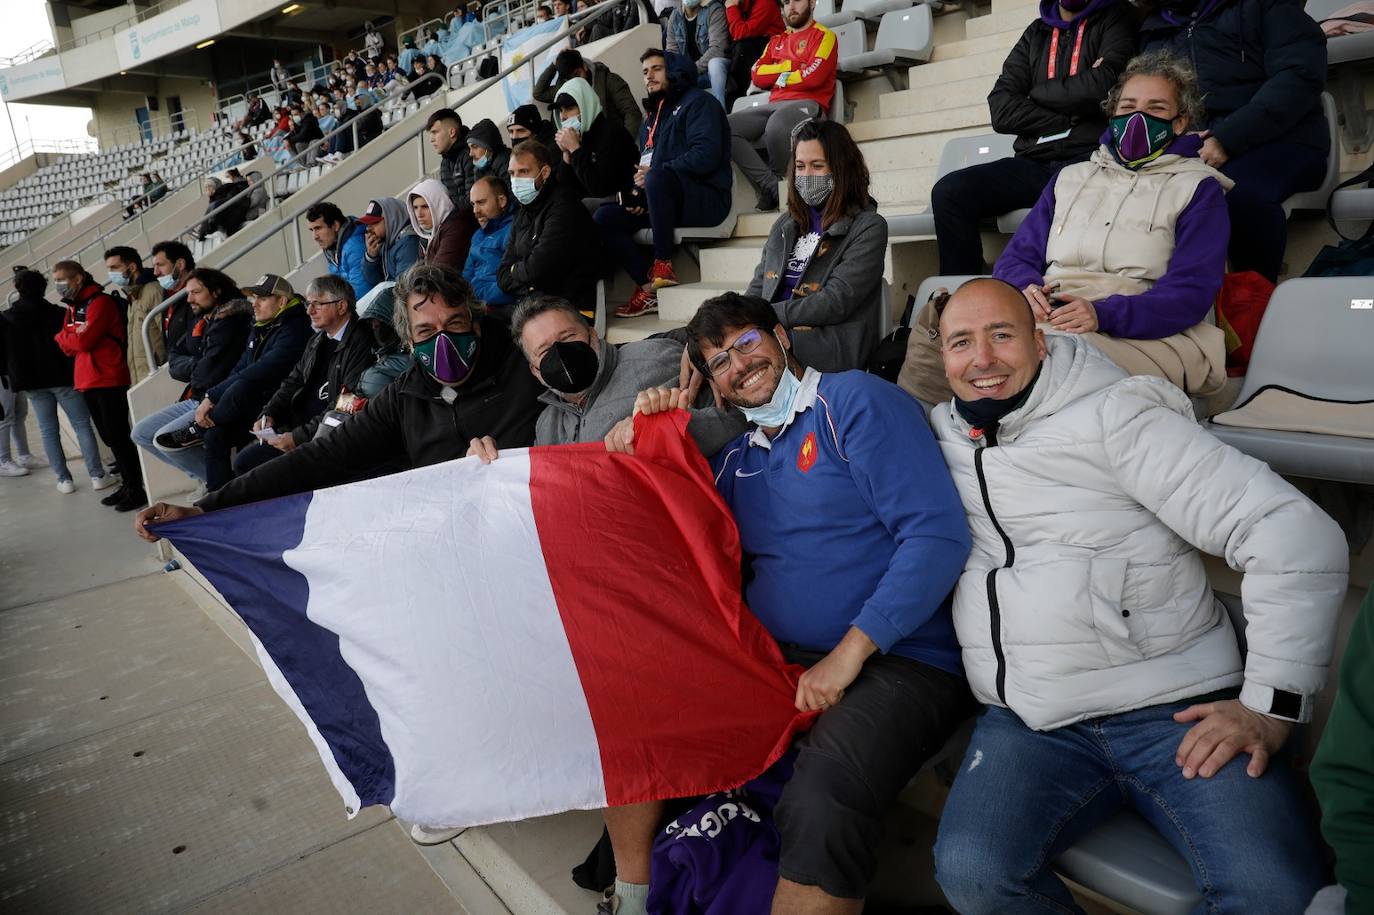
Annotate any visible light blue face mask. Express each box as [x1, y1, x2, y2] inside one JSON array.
[[560, 117, 581, 132], [473, 154, 489, 170], [511, 175, 540, 205], [107, 271, 131, 288], [158, 273, 177, 291], [735, 339, 803, 428]]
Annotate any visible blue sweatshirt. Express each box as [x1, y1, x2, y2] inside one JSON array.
[[463, 210, 515, 309], [993, 132, 1230, 340], [710, 370, 970, 673]]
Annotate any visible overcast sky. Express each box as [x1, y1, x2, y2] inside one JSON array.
[[0, 0, 96, 159]]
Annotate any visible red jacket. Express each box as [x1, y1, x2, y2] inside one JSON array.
[[750, 21, 837, 112], [53, 283, 131, 391], [726, 0, 784, 41]]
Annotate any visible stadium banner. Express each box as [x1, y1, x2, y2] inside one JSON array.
[[116, 0, 222, 71], [155, 411, 812, 828], [500, 16, 568, 111], [0, 56, 67, 102]]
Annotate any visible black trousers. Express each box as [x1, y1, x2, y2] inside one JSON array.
[[930, 153, 1086, 276], [82, 387, 143, 491]]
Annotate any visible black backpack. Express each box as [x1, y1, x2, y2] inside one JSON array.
[[1303, 159, 1374, 278]]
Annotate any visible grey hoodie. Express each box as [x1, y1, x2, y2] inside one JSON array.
[[360, 196, 423, 285]]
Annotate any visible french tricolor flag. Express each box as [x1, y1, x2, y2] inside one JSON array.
[[157, 412, 811, 828]]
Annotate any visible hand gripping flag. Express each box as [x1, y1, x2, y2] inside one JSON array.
[[155, 411, 812, 828]]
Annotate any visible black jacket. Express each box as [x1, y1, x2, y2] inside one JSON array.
[[167, 299, 254, 401], [207, 298, 312, 408], [163, 286, 196, 356], [564, 114, 639, 199], [468, 119, 513, 185], [354, 107, 385, 148], [440, 124, 476, 214], [0, 293, 74, 391], [639, 53, 733, 226], [206, 179, 252, 236], [536, 60, 643, 140], [1141, 0, 1328, 157], [498, 173, 603, 314], [199, 316, 544, 512], [261, 319, 375, 442], [287, 112, 324, 146], [989, 0, 1138, 162]]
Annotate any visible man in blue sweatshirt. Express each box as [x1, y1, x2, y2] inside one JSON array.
[[607, 291, 973, 915], [462, 175, 515, 317]]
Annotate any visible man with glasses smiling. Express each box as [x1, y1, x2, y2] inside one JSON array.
[[608, 291, 973, 914]]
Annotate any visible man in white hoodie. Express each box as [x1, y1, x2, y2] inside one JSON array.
[[929, 277, 1348, 913]]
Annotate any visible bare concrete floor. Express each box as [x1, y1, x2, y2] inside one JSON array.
[[0, 444, 466, 913]]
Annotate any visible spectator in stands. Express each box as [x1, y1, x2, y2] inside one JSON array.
[[285, 78, 305, 108], [553, 0, 572, 16], [104, 246, 164, 385], [723, 0, 784, 109], [316, 102, 338, 136], [0, 362, 38, 478], [270, 60, 292, 97], [350, 91, 386, 148], [535, 49, 644, 140], [421, 29, 443, 58], [464, 176, 517, 315], [399, 34, 422, 73], [930, 0, 1136, 275], [0, 269, 110, 493], [729, 0, 837, 211], [235, 275, 375, 477], [499, 140, 603, 318], [467, 119, 513, 184], [584, 0, 658, 44], [355, 285, 413, 397], [406, 57, 442, 101], [307, 202, 374, 300], [596, 50, 733, 318], [245, 171, 269, 222], [1311, 590, 1374, 915], [364, 61, 383, 89], [747, 119, 886, 373], [536, 4, 554, 21], [467, 295, 744, 459], [320, 101, 357, 161], [238, 130, 259, 161], [51, 260, 146, 512], [286, 104, 323, 158], [606, 290, 973, 915], [428, 108, 476, 213], [150, 239, 196, 355], [195, 175, 252, 239], [507, 103, 556, 148], [242, 92, 272, 130], [1140, 0, 1328, 283], [359, 198, 423, 286], [133, 268, 254, 488], [167, 275, 310, 492], [993, 52, 1231, 395], [552, 78, 639, 200], [365, 21, 386, 61], [147, 172, 168, 205], [409, 178, 471, 269], [384, 55, 407, 88], [666, 0, 733, 106], [928, 277, 1344, 914], [135, 265, 546, 536]]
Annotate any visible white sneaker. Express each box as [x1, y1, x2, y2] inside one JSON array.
[[409, 823, 464, 845], [91, 474, 120, 492], [188, 482, 209, 503], [0, 460, 30, 477], [56, 479, 76, 494], [18, 454, 47, 468]]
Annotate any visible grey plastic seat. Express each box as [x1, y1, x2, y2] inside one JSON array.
[[1305, 0, 1374, 63], [833, 20, 867, 77], [815, 0, 857, 26], [1331, 186, 1374, 223], [886, 135, 1016, 236], [844, 0, 915, 22], [1206, 276, 1374, 484], [631, 165, 753, 243], [913, 274, 986, 308], [1283, 93, 1340, 213], [839, 5, 934, 78]]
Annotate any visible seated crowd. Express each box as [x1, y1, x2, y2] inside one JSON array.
[[2, 2, 1358, 912]]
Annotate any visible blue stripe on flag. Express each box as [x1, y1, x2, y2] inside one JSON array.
[[158, 494, 397, 807]]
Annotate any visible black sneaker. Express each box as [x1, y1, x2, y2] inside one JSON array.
[[112, 488, 148, 513], [156, 423, 205, 451], [101, 485, 128, 507]]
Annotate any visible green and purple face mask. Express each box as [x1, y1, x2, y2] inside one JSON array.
[[414, 330, 479, 386], [1109, 111, 1178, 169]]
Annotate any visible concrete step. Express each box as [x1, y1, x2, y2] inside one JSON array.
[[966, 8, 1035, 39], [660, 280, 747, 323], [699, 243, 764, 280], [992, 0, 1038, 14], [908, 48, 1007, 88], [879, 74, 996, 119], [861, 126, 989, 172], [605, 313, 688, 344], [872, 166, 937, 206], [848, 102, 993, 142], [930, 28, 1027, 62]]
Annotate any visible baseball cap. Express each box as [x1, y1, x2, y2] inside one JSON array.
[[241, 274, 294, 297], [356, 200, 385, 225]]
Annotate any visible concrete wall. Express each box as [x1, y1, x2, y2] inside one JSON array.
[[90, 76, 216, 147], [69, 3, 139, 41]]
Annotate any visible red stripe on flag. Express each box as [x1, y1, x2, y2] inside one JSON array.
[[528, 411, 813, 808]]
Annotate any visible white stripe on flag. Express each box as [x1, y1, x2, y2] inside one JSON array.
[[283, 450, 608, 827]]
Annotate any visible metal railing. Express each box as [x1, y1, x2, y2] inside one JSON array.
[[99, 108, 201, 151], [0, 40, 55, 68], [0, 138, 101, 173], [398, 17, 446, 49], [0, 0, 189, 64], [137, 0, 623, 369], [215, 62, 338, 123]]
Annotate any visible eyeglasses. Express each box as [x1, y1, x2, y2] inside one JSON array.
[[704, 327, 767, 377], [305, 298, 343, 310]]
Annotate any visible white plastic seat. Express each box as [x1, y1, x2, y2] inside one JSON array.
[[843, 0, 913, 21], [886, 134, 1017, 236], [840, 4, 934, 77], [815, 0, 857, 26], [1283, 93, 1340, 214]]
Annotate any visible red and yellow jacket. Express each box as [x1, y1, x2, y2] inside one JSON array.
[[750, 21, 838, 113]]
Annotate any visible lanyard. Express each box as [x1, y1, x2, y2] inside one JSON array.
[[1046, 22, 1085, 80], [644, 98, 666, 150]]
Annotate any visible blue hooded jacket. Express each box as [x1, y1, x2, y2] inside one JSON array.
[[463, 208, 516, 310], [640, 51, 733, 227], [326, 216, 375, 300]]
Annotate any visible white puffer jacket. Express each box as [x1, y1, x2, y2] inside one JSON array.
[[932, 335, 1348, 731]]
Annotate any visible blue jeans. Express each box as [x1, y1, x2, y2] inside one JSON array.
[[934, 703, 1325, 914], [593, 168, 687, 285], [0, 379, 31, 463], [131, 399, 206, 483], [697, 57, 728, 107], [26, 386, 106, 482]]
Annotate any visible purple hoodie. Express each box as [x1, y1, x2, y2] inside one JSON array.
[[993, 131, 1231, 340], [1038, 0, 1119, 30]]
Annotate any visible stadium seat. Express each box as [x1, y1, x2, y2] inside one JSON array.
[[844, 0, 917, 22], [913, 273, 985, 307], [631, 165, 753, 244], [839, 4, 934, 87], [833, 20, 869, 78], [815, 0, 857, 26], [1207, 276, 1374, 484], [1282, 93, 1341, 214], [886, 134, 1016, 236], [1055, 812, 1199, 915], [1305, 0, 1374, 64], [1331, 185, 1374, 223]]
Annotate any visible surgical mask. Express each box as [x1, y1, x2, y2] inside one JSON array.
[[413, 329, 479, 386], [108, 271, 131, 288], [683, 0, 701, 9], [1109, 111, 1177, 169], [53, 281, 73, 301], [560, 117, 581, 133], [511, 176, 540, 205], [473, 154, 489, 170], [158, 273, 177, 291], [735, 349, 803, 428], [539, 339, 599, 394], [794, 173, 833, 208]]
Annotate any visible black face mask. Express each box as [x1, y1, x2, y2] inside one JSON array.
[[954, 363, 1043, 433], [539, 339, 599, 394]]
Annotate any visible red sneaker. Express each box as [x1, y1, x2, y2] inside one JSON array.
[[615, 288, 659, 318], [648, 259, 679, 290]]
